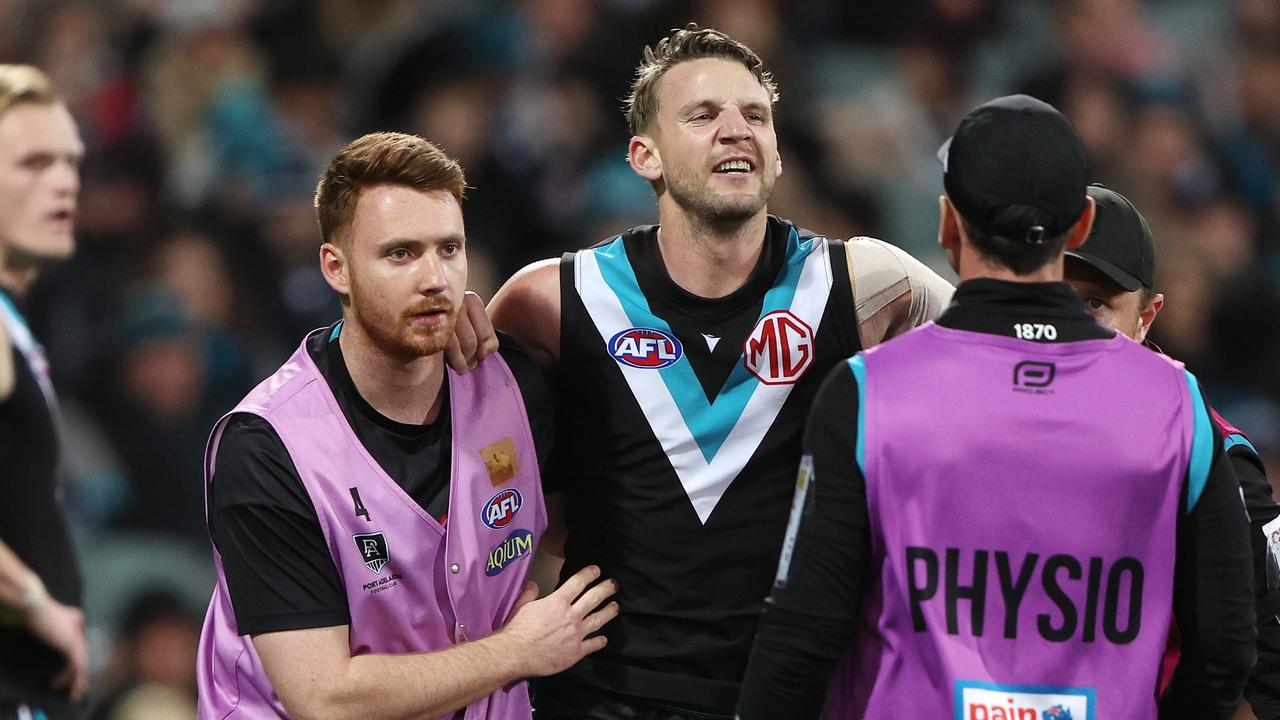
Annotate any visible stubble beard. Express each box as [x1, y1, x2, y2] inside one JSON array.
[[666, 165, 773, 231], [349, 275, 457, 361]]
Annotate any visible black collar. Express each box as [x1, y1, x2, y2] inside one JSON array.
[[936, 278, 1115, 342], [622, 215, 792, 323]]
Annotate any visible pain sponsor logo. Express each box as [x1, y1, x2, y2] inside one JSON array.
[[956, 681, 1092, 719], [744, 310, 814, 385], [482, 488, 523, 529], [485, 528, 534, 577], [608, 327, 683, 369]]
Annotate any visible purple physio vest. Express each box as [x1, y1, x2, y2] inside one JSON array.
[[827, 323, 1192, 720], [197, 333, 546, 719]]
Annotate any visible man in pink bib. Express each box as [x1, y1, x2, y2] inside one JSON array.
[[196, 132, 618, 719]]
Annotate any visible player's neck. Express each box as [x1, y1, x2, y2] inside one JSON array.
[[338, 321, 446, 426], [956, 242, 1065, 285], [655, 208, 768, 299], [0, 251, 39, 298]]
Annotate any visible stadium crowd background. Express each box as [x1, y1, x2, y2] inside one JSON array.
[[1, 0, 1277, 716]]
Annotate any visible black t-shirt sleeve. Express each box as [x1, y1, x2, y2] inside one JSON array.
[[738, 361, 871, 720], [497, 332, 556, 488], [1162, 389, 1257, 719], [1220, 438, 1280, 714], [208, 413, 350, 636]]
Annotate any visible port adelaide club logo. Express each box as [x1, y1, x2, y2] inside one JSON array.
[[353, 532, 390, 574], [609, 327, 683, 369]]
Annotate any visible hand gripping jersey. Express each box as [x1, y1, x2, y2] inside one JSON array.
[[826, 323, 1213, 720], [555, 217, 860, 708], [197, 331, 546, 719]]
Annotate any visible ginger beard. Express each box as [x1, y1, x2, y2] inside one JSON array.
[[347, 262, 460, 360]]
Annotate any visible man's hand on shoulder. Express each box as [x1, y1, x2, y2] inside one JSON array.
[[446, 291, 500, 373]]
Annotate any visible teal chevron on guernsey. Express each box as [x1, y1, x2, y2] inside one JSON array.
[[591, 229, 809, 463], [575, 229, 834, 523], [1184, 370, 1214, 513]]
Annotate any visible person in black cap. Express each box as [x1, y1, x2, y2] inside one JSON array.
[[1065, 184, 1280, 718], [736, 95, 1255, 719]]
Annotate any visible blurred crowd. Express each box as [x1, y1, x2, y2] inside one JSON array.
[[1, 0, 1278, 715]]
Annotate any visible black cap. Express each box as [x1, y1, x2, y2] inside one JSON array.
[[939, 94, 1089, 243], [1065, 184, 1155, 291]]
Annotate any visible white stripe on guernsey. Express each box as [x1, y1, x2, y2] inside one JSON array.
[[575, 239, 833, 524], [0, 295, 59, 418]]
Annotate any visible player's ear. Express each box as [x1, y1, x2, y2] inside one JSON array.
[[320, 241, 350, 298], [774, 149, 783, 180], [1064, 197, 1096, 251], [938, 196, 962, 274], [1136, 292, 1164, 342], [629, 135, 662, 182], [938, 196, 960, 250]]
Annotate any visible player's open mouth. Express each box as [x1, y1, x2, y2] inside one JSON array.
[[713, 159, 754, 174]]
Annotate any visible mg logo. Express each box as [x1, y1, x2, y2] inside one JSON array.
[[744, 310, 814, 385]]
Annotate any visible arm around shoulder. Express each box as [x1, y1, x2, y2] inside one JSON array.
[[252, 566, 618, 720], [490, 259, 561, 368]]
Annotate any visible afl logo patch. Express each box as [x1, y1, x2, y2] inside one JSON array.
[[482, 488, 523, 529], [744, 310, 814, 385], [608, 327, 683, 369]]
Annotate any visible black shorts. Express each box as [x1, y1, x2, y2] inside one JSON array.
[[534, 675, 734, 720]]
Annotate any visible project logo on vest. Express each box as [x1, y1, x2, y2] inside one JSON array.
[[609, 327, 683, 369], [744, 310, 814, 385], [956, 681, 1093, 720], [482, 488, 523, 529]]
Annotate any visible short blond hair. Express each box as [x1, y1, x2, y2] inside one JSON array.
[[0, 65, 59, 120], [314, 132, 467, 246], [625, 23, 779, 136]]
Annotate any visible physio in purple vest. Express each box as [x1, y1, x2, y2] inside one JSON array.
[[1063, 184, 1279, 716], [196, 132, 619, 719], [737, 96, 1256, 719]]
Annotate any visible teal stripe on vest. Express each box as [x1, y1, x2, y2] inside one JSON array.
[[592, 228, 814, 463], [329, 319, 344, 342], [1184, 370, 1214, 513], [847, 354, 867, 475], [1224, 433, 1258, 455], [0, 291, 29, 331]]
